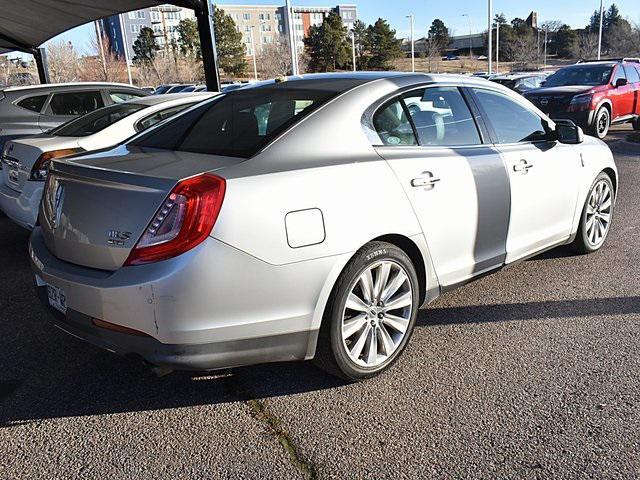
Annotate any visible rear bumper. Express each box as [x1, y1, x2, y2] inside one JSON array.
[[0, 179, 41, 229], [29, 226, 334, 370]]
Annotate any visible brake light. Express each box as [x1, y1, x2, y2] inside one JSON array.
[[124, 173, 226, 265], [29, 148, 84, 181]]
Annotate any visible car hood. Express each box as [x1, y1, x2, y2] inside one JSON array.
[[525, 85, 595, 97]]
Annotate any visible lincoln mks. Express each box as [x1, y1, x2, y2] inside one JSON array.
[[29, 73, 617, 380]]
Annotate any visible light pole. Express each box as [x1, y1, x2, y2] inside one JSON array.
[[351, 30, 357, 72], [406, 15, 415, 72], [597, 0, 604, 60], [544, 25, 548, 70], [285, 0, 298, 75], [495, 21, 499, 73], [462, 14, 472, 58], [249, 26, 258, 80], [487, 0, 493, 74], [119, 14, 133, 85]]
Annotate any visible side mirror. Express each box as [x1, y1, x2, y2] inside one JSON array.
[[554, 119, 584, 144], [615, 78, 628, 87]]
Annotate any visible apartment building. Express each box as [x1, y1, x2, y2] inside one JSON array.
[[101, 3, 357, 60]]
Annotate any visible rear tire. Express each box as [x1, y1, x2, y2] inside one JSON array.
[[590, 107, 610, 139], [570, 172, 614, 254], [633, 117, 640, 131], [313, 241, 419, 381]]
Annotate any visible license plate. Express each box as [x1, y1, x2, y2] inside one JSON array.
[[47, 284, 67, 315]]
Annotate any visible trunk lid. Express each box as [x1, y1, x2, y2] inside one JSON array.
[[39, 145, 241, 270], [1, 137, 80, 192]]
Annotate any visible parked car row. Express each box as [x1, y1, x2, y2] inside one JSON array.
[[0, 73, 618, 381], [152, 82, 248, 95]]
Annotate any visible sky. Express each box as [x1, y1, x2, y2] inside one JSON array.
[[21, 0, 640, 57]]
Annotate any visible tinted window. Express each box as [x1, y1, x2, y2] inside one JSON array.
[[49, 91, 104, 116], [131, 88, 338, 158], [492, 78, 516, 89], [544, 65, 613, 87], [16, 95, 47, 113], [623, 65, 640, 83], [110, 91, 144, 103], [51, 103, 147, 137], [473, 88, 548, 144], [373, 100, 417, 146], [402, 87, 480, 146], [136, 103, 194, 131]]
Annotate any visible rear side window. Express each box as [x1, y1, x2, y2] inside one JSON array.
[[131, 88, 339, 158], [16, 95, 47, 112], [51, 103, 147, 137], [110, 91, 144, 103], [402, 87, 481, 146], [373, 100, 417, 146], [473, 88, 548, 144], [136, 103, 194, 131], [624, 65, 640, 83], [49, 91, 104, 116]]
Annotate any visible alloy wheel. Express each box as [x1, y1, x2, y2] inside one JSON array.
[[341, 260, 413, 368], [585, 179, 612, 246], [596, 110, 609, 138]]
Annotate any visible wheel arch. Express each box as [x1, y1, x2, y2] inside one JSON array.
[[602, 167, 617, 195]]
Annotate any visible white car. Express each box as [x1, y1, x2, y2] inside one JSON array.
[[0, 93, 216, 229], [29, 73, 617, 381]]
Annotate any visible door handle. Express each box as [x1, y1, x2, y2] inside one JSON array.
[[513, 159, 533, 173], [411, 172, 440, 188]]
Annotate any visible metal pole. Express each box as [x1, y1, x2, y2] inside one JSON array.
[[406, 15, 414, 72], [119, 14, 133, 85], [285, 0, 298, 75], [94, 20, 107, 80], [487, 0, 493, 74], [249, 27, 258, 80], [195, 0, 221, 92], [34, 47, 50, 84], [496, 21, 499, 73], [544, 26, 548, 70], [351, 30, 356, 71], [597, 0, 604, 60]]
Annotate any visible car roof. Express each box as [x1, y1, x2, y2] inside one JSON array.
[[0, 82, 144, 93], [126, 92, 217, 107]]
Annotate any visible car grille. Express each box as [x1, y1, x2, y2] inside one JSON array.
[[528, 95, 572, 114]]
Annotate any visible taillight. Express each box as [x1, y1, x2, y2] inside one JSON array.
[[29, 148, 84, 181], [124, 173, 226, 266]]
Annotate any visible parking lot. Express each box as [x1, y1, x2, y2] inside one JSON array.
[[0, 127, 639, 479]]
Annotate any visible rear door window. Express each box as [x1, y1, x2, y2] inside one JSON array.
[[373, 100, 417, 146], [402, 87, 481, 146], [16, 95, 48, 113], [131, 88, 340, 158], [48, 91, 105, 116], [51, 103, 147, 137]]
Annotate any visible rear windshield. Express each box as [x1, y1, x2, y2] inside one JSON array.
[[51, 103, 147, 137], [130, 87, 339, 158], [544, 65, 613, 87], [492, 79, 516, 89]]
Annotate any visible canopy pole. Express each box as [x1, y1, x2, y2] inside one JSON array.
[[34, 47, 50, 84], [195, 0, 221, 91]]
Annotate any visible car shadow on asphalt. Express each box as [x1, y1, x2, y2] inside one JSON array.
[[1, 211, 639, 426]]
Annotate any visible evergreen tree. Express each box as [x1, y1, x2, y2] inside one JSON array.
[[351, 19, 368, 70], [132, 27, 159, 63], [177, 18, 201, 59], [550, 24, 578, 58], [214, 6, 247, 76], [428, 19, 450, 54], [304, 12, 350, 72], [365, 18, 403, 70]]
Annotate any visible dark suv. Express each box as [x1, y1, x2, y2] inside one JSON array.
[[524, 59, 640, 139]]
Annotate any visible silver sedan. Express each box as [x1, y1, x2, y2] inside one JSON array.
[[29, 73, 617, 380]]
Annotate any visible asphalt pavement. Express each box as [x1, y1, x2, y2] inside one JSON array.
[[0, 127, 639, 479]]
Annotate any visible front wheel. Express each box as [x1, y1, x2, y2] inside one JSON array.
[[590, 107, 610, 139], [571, 172, 614, 254], [633, 117, 640, 131], [314, 242, 419, 381]]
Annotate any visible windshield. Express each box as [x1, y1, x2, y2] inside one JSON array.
[[51, 103, 147, 137], [544, 65, 613, 87], [130, 87, 340, 158]]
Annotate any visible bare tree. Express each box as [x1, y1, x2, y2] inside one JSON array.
[[423, 36, 442, 73], [46, 39, 80, 83], [257, 36, 308, 79], [605, 20, 640, 57], [572, 33, 599, 60], [509, 32, 538, 70], [80, 35, 128, 82]]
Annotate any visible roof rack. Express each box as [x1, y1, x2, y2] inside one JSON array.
[[576, 58, 640, 64]]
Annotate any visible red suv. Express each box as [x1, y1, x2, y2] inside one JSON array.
[[524, 59, 640, 139]]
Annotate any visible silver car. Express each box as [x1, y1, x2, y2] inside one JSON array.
[[29, 73, 617, 380], [0, 82, 148, 149]]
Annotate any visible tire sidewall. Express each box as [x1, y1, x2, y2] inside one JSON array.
[[328, 243, 419, 380], [578, 173, 614, 252], [594, 107, 610, 139]]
